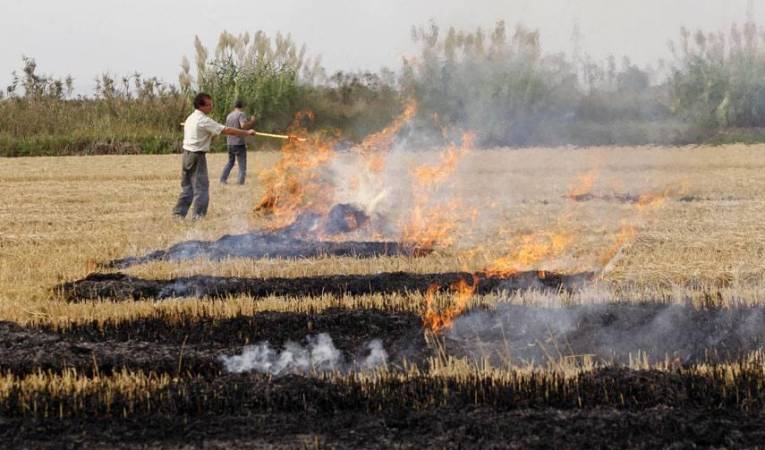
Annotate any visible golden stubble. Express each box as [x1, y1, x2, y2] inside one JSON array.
[[2, 145, 765, 327]]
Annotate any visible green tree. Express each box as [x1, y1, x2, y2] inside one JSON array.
[[402, 21, 580, 146], [182, 31, 323, 131], [670, 23, 765, 128]]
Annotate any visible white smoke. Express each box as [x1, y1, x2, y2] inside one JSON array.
[[220, 333, 388, 375], [446, 300, 765, 367], [362, 339, 389, 370]]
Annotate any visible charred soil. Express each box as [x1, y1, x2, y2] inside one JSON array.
[[0, 309, 426, 377], [6, 304, 765, 448], [3, 407, 763, 449], [60, 270, 594, 302]]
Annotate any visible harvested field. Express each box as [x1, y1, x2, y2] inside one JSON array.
[[3, 146, 765, 448]]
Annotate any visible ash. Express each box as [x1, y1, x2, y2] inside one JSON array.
[[104, 204, 421, 269]]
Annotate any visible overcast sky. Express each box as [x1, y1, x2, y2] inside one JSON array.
[[1, 0, 759, 95]]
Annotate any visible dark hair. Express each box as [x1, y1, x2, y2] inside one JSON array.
[[193, 92, 212, 109], [234, 99, 245, 109]]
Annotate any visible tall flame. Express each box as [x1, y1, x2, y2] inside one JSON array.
[[255, 101, 417, 225], [423, 274, 479, 332], [401, 132, 475, 249], [356, 99, 417, 173], [255, 112, 338, 225]]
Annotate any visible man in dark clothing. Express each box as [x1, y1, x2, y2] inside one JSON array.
[[173, 93, 255, 220], [220, 100, 256, 185]]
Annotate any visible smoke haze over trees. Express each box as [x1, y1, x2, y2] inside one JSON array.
[[2, 20, 765, 156]]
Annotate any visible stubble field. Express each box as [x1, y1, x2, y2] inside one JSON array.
[[2, 146, 765, 448]]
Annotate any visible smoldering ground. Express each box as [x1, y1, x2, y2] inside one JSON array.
[[220, 333, 389, 375], [0, 309, 424, 378], [446, 301, 765, 366], [60, 270, 593, 302], [102, 204, 425, 270]]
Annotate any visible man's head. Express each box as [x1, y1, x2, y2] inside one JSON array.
[[193, 93, 213, 114], [234, 99, 245, 109]]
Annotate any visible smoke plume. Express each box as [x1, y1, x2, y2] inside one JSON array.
[[446, 302, 765, 367], [220, 333, 388, 375]]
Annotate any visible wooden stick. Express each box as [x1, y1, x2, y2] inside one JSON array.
[[254, 131, 307, 142], [180, 123, 307, 142]]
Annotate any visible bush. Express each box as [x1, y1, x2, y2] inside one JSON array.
[[669, 23, 765, 129], [183, 31, 319, 131], [401, 21, 580, 146]]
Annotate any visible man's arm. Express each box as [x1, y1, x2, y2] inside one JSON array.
[[222, 127, 256, 137], [240, 115, 257, 130]]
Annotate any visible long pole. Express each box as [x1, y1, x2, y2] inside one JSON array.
[[180, 124, 307, 142], [253, 131, 307, 142]]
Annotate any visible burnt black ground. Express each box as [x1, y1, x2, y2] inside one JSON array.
[[6, 304, 765, 448], [0, 309, 426, 377], [3, 367, 765, 448], [103, 236, 420, 269], [6, 303, 765, 377], [566, 192, 644, 203], [3, 407, 763, 449], [59, 270, 594, 302], [101, 206, 426, 270]]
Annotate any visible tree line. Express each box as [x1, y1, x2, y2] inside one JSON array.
[[2, 21, 765, 156]]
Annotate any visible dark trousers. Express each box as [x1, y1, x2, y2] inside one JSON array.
[[173, 150, 209, 219], [220, 144, 247, 184]]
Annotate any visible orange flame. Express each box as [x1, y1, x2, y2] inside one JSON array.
[[567, 168, 598, 199], [255, 101, 417, 225], [423, 274, 480, 332], [401, 132, 475, 249], [485, 231, 572, 278], [597, 222, 637, 267], [598, 186, 674, 272], [636, 190, 668, 211], [401, 199, 462, 250], [356, 100, 417, 172], [255, 116, 338, 225]]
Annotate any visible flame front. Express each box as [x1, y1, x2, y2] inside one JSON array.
[[485, 231, 572, 278], [255, 111, 337, 225], [598, 187, 672, 271], [255, 101, 417, 227], [401, 132, 475, 249], [356, 99, 417, 173], [567, 168, 599, 199], [423, 274, 479, 332]]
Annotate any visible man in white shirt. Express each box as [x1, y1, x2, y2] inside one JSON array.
[[173, 93, 255, 220]]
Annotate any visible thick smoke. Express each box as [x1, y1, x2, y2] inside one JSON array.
[[446, 302, 765, 367], [220, 333, 388, 375]]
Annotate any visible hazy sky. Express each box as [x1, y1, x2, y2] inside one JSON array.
[[1, 0, 759, 95]]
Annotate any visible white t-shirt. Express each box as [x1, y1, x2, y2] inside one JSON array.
[[182, 109, 225, 152]]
